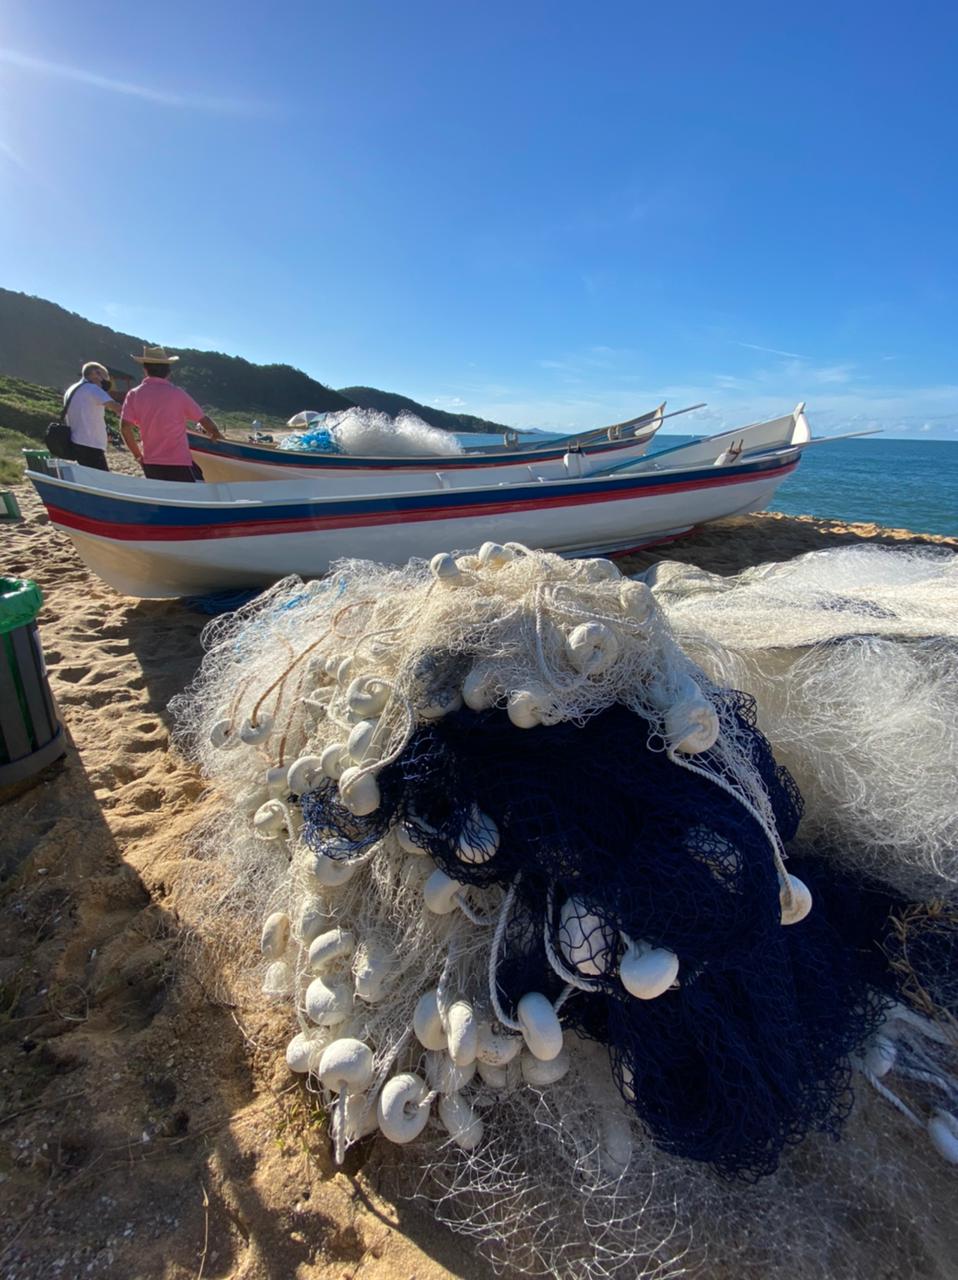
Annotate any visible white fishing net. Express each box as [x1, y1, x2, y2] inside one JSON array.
[[645, 545, 958, 897], [168, 542, 958, 1280], [281, 407, 466, 456]]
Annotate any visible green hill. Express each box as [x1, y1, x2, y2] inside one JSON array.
[[0, 289, 515, 438], [338, 386, 509, 436], [0, 289, 354, 417]]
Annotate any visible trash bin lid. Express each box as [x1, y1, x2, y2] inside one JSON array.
[[0, 578, 43, 634]]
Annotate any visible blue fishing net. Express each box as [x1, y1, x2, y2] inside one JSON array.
[[278, 427, 341, 453], [298, 699, 913, 1179]]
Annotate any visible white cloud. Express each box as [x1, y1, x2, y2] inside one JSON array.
[[0, 48, 275, 117]]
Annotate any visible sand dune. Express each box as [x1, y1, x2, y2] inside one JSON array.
[[1, 480, 955, 1278]]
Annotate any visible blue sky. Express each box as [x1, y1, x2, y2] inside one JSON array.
[[1, 0, 956, 437]]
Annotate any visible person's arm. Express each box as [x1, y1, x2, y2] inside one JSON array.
[[198, 414, 225, 441], [105, 399, 124, 414], [120, 418, 144, 464]]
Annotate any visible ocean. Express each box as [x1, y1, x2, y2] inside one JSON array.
[[463, 430, 957, 538], [650, 434, 958, 538]]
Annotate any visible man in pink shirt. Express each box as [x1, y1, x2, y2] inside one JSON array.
[[120, 345, 224, 482]]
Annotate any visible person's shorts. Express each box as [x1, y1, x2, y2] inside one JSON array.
[[142, 463, 205, 482]]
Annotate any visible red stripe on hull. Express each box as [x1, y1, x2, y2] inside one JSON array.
[[46, 461, 796, 543]]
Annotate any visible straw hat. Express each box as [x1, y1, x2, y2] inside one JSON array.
[[131, 344, 179, 365]]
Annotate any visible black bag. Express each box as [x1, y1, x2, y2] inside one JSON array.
[[45, 382, 82, 459]]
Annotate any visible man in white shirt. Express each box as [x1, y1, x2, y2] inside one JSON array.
[[63, 362, 124, 470]]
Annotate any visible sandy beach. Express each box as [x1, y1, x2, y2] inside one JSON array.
[[2, 480, 956, 1280]]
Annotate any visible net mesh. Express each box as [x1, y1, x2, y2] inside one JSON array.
[[168, 542, 958, 1280]]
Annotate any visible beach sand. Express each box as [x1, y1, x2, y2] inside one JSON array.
[[2, 481, 956, 1279]]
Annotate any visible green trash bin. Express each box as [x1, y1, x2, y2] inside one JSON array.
[[22, 447, 54, 475], [0, 578, 66, 786]]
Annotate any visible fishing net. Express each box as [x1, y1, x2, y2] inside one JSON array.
[[279, 407, 465, 456], [170, 542, 958, 1280], [646, 546, 958, 896]]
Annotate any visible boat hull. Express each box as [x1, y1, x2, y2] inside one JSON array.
[[29, 453, 799, 598], [187, 418, 661, 485]]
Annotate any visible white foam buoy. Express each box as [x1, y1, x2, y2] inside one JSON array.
[[419, 686, 463, 720], [377, 1073, 432, 1144], [285, 1031, 324, 1074], [862, 1035, 897, 1078], [210, 718, 239, 750], [239, 714, 272, 745], [664, 687, 720, 754], [438, 1093, 483, 1150], [296, 899, 331, 945], [262, 960, 293, 1000], [619, 940, 679, 1000], [565, 622, 620, 677], [265, 764, 291, 798], [309, 851, 359, 888], [928, 1110, 958, 1164], [426, 1051, 476, 1095], [779, 873, 813, 925], [304, 976, 353, 1026], [413, 990, 448, 1051], [318, 1038, 374, 1095], [475, 1021, 522, 1066], [260, 911, 290, 960], [287, 755, 324, 796], [252, 799, 288, 839], [423, 867, 465, 915], [320, 743, 347, 780], [396, 816, 433, 855], [346, 675, 390, 719], [579, 558, 619, 582], [353, 940, 394, 1003], [599, 1109, 633, 1177], [477, 541, 514, 569], [517, 993, 564, 1061], [430, 552, 462, 585], [338, 766, 381, 816], [476, 1059, 518, 1090], [346, 719, 381, 765], [457, 806, 499, 864], [620, 939, 679, 999], [308, 927, 355, 970], [462, 663, 499, 711], [558, 897, 615, 976], [520, 1047, 571, 1086], [507, 684, 553, 729], [445, 1000, 479, 1067], [619, 580, 654, 622]]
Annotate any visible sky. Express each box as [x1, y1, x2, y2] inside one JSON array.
[[1, 0, 956, 438]]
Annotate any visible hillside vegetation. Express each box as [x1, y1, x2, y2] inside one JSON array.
[[0, 289, 353, 417], [0, 289, 514, 438]]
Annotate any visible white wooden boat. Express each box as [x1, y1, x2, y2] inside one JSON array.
[[28, 407, 814, 600], [187, 403, 676, 485]]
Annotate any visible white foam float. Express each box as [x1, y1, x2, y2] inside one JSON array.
[[378, 1073, 433, 1144], [779, 873, 813, 925], [566, 622, 620, 676], [413, 990, 448, 1051], [304, 976, 353, 1026], [516, 992, 564, 1061], [438, 1093, 483, 1150], [457, 806, 499, 865], [559, 897, 616, 976], [619, 939, 679, 1000], [260, 911, 290, 959]]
